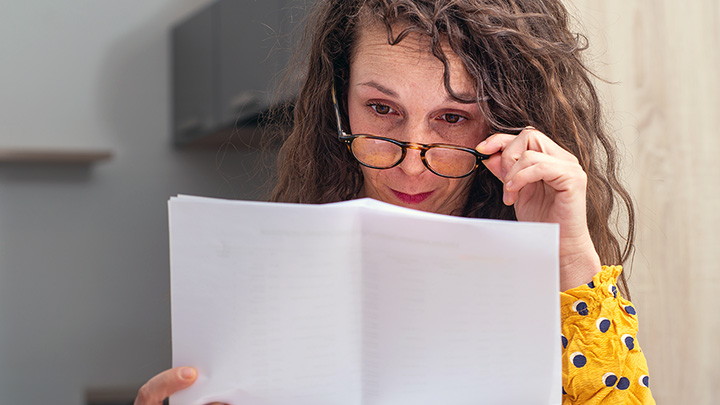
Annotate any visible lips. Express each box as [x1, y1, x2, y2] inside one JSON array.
[[391, 189, 433, 204]]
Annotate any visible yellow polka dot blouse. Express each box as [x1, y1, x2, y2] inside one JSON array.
[[561, 265, 655, 404]]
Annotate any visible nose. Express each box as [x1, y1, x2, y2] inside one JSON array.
[[398, 146, 426, 176], [397, 120, 430, 176]]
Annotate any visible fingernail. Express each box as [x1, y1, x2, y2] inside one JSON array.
[[180, 367, 196, 380], [477, 140, 487, 150], [506, 180, 513, 190]]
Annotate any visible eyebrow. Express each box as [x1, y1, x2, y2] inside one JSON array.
[[358, 81, 398, 98], [357, 81, 483, 104]]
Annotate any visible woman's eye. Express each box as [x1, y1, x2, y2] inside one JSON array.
[[370, 104, 393, 115], [443, 113, 465, 124]]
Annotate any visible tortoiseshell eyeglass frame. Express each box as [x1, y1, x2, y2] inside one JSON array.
[[331, 84, 489, 179]]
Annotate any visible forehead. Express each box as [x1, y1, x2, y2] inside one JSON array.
[[350, 22, 475, 94]]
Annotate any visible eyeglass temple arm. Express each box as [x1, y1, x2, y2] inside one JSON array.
[[331, 84, 345, 138]]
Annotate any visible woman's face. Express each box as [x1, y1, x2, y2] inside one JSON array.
[[348, 24, 489, 215]]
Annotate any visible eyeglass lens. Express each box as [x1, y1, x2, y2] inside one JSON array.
[[350, 136, 477, 177]]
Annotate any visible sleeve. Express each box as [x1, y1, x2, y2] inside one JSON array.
[[560, 265, 655, 404]]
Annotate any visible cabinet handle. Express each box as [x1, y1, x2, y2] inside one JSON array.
[[230, 92, 262, 113], [176, 118, 203, 133]]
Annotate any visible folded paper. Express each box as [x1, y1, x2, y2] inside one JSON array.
[[168, 196, 561, 405]]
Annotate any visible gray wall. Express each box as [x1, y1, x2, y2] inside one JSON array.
[[0, 1, 272, 403]]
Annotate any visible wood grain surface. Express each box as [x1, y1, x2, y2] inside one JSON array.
[[569, 1, 720, 403]]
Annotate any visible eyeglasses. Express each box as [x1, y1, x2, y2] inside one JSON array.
[[332, 85, 489, 179]]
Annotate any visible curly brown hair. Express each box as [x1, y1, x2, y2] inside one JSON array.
[[269, 0, 635, 297]]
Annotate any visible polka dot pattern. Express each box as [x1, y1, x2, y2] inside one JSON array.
[[596, 317, 611, 333], [560, 266, 655, 403], [603, 372, 618, 387], [570, 352, 587, 368], [622, 334, 635, 350], [572, 300, 589, 316]]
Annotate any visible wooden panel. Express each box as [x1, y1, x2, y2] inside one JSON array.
[[569, 0, 720, 403], [0, 148, 113, 164]]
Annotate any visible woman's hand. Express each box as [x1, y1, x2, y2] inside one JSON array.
[[476, 127, 602, 291]]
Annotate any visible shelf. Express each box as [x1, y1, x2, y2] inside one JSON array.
[[0, 148, 113, 164]]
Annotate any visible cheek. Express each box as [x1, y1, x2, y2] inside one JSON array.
[[360, 166, 381, 189], [445, 176, 474, 196]]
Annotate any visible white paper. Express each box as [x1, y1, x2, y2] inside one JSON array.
[[168, 196, 561, 405]]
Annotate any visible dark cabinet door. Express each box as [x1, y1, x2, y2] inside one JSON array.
[[217, 0, 282, 126], [172, 5, 217, 145], [172, 0, 306, 146]]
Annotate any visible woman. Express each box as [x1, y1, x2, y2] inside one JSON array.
[[136, 0, 654, 403]]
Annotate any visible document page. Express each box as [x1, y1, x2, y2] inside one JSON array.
[[168, 196, 561, 405]]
